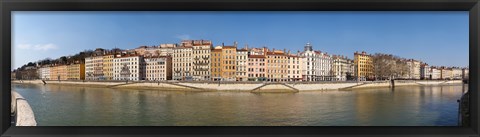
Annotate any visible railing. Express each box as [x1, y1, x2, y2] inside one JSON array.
[[11, 91, 36, 126], [458, 90, 469, 127]]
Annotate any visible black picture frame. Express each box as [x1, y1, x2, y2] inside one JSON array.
[[1, 0, 479, 137]]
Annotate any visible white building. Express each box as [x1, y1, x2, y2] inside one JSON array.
[[299, 43, 333, 81], [300, 43, 316, 81], [92, 56, 104, 80], [452, 67, 463, 80], [39, 67, 50, 80], [420, 63, 431, 80], [236, 47, 249, 81], [431, 67, 441, 80], [84, 57, 94, 80], [332, 55, 354, 81], [113, 55, 144, 81]]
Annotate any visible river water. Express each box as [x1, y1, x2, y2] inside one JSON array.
[[12, 83, 466, 126]]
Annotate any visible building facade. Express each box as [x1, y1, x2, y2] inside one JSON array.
[[247, 55, 266, 81], [406, 59, 421, 79], [189, 40, 212, 81], [452, 67, 463, 80], [354, 51, 374, 81], [172, 44, 193, 81], [50, 65, 68, 81], [113, 55, 144, 81], [92, 56, 104, 80], [316, 51, 333, 81], [440, 67, 453, 80], [300, 43, 316, 81], [39, 67, 50, 80], [159, 44, 177, 56], [211, 46, 222, 81], [67, 63, 85, 80], [431, 67, 441, 80], [332, 55, 354, 81], [420, 63, 431, 80], [221, 45, 237, 81], [236, 48, 249, 81], [103, 54, 115, 80], [85, 57, 94, 80], [145, 56, 172, 81], [287, 53, 303, 81], [266, 49, 288, 82]]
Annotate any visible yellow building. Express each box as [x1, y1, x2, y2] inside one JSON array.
[[266, 49, 288, 82], [211, 46, 223, 81], [67, 63, 86, 80], [50, 65, 68, 81], [210, 44, 237, 81], [354, 51, 374, 81], [103, 54, 115, 80], [222, 45, 237, 81]]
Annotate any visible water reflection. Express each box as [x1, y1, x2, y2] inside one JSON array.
[[12, 84, 464, 126]]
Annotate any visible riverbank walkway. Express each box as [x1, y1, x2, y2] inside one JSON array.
[[12, 80, 463, 92]]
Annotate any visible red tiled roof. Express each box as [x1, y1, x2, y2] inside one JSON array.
[[223, 46, 236, 49], [249, 55, 266, 58]]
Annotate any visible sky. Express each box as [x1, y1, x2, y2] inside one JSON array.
[[12, 11, 469, 70]]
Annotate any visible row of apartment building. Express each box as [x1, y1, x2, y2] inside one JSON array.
[[32, 40, 468, 82], [37, 63, 85, 80], [352, 52, 469, 80]]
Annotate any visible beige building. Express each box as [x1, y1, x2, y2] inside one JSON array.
[[172, 43, 193, 81], [266, 49, 288, 82], [159, 44, 177, 56], [354, 51, 374, 81], [102, 54, 115, 80], [440, 67, 453, 80], [67, 63, 85, 80], [145, 56, 172, 81], [50, 65, 68, 81], [406, 59, 421, 79], [287, 52, 303, 81], [85, 57, 94, 80], [188, 40, 212, 81]]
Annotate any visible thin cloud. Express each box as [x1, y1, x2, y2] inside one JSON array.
[[17, 43, 58, 51], [176, 34, 191, 40]]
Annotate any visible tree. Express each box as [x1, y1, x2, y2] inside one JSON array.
[[372, 53, 410, 80], [59, 56, 68, 65]]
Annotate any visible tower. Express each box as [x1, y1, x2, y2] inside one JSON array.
[[304, 42, 313, 51]]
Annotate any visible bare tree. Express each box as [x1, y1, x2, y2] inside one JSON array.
[[372, 53, 410, 80]]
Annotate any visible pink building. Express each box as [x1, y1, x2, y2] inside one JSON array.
[[247, 55, 266, 81]]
